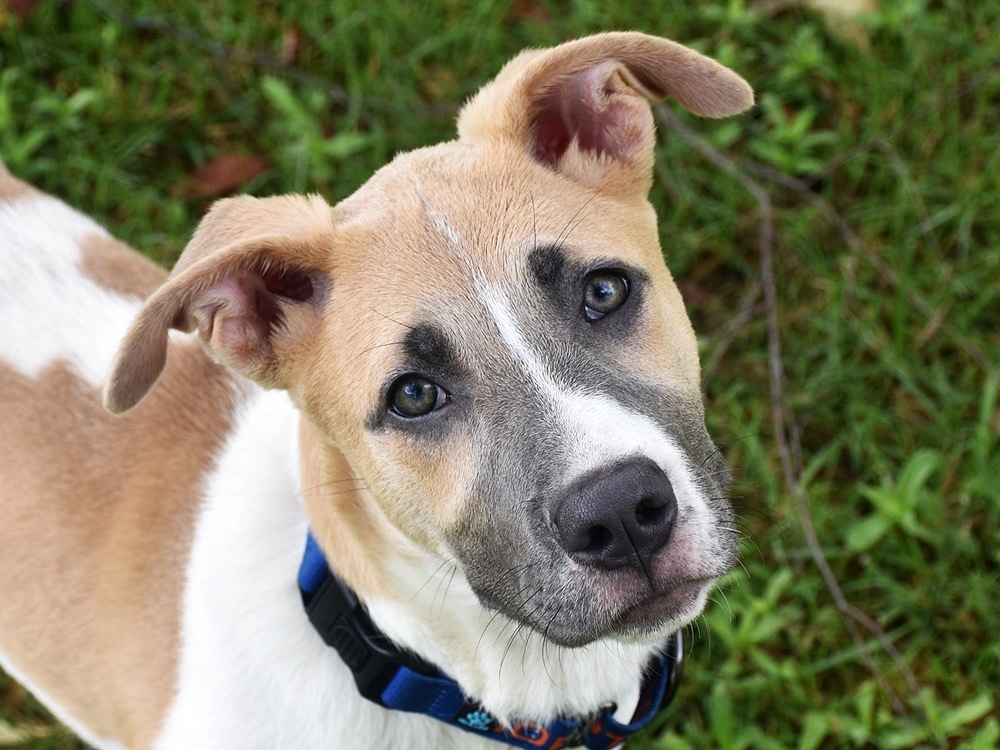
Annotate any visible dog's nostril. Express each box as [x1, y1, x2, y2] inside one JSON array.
[[583, 525, 613, 553], [635, 496, 666, 526]]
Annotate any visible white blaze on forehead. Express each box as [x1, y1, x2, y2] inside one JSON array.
[[423, 200, 465, 254], [0, 194, 144, 387], [474, 279, 712, 523], [474, 279, 555, 392]]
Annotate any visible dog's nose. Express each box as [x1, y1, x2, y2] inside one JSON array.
[[555, 459, 677, 573]]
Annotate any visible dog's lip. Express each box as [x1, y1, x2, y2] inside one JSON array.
[[613, 577, 714, 630]]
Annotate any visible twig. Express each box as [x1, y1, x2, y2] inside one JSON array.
[[656, 104, 922, 719], [741, 159, 993, 373], [701, 280, 764, 389]]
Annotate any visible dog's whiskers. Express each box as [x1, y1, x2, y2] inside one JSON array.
[[433, 564, 458, 622], [407, 560, 452, 606], [473, 567, 537, 661], [497, 599, 540, 690]]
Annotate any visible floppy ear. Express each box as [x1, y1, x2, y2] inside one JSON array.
[[104, 194, 334, 414], [457, 32, 753, 194]]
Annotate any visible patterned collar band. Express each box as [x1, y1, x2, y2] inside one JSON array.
[[297, 532, 684, 749]]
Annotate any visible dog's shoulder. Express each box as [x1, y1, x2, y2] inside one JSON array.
[[0, 165, 254, 750]]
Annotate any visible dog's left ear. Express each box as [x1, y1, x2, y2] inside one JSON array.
[[104, 195, 334, 414], [458, 32, 753, 194]]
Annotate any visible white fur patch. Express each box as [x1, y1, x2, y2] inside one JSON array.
[[155, 389, 496, 749], [0, 195, 143, 386], [365, 553, 649, 726], [474, 280, 554, 391], [424, 200, 466, 256]]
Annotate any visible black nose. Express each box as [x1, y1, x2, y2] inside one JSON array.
[[554, 459, 677, 573]]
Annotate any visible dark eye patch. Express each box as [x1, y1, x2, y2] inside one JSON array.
[[403, 322, 462, 375], [368, 321, 468, 432], [527, 244, 644, 328], [528, 244, 566, 288]]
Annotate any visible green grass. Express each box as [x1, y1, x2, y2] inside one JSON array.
[[1, 1, 998, 748]]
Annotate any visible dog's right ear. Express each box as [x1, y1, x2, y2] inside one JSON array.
[[104, 195, 333, 414], [457, 32, 753, 195]]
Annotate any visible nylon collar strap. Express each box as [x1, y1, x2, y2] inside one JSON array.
[[298, 532, 683, 749]]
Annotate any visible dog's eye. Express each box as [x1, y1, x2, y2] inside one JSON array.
[[389, 375, 448, 418], [582, 271, 629, 320]]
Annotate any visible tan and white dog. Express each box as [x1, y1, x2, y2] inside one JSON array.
[[0, 32, 751, 749]]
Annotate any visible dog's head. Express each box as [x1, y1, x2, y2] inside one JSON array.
[[106, 33, 750, 654]]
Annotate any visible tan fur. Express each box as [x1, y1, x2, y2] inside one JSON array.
[[0, 341, 242, 747], [298, 422, 397, 598], [0, 163, 242, 748], [0, 166, 41, 202], [80, 233, 169, 299], [104, 195, 335, 414], [458, 32, 753, 148]]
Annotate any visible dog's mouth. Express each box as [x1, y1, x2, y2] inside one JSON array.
[[468, 564, 719, 648], [612, 577, 714, 633], [453, 447, 737, 647]]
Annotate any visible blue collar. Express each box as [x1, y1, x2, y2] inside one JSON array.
[[298, 532, 683, 749]]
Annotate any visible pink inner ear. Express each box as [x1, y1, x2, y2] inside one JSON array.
[[195, 265, 316, 337], [532, 62, 649, 168], [196, 272, 276, 347]]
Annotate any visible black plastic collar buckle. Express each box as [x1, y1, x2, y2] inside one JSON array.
[[301, 571, 436, 705]]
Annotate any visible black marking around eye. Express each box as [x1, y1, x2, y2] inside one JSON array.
[[528, 243, 648, 332], [403, 322, 462, 375], [366, 321, 469, 432], [528, 244, 566, 291]]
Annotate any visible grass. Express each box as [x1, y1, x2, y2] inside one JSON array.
[[1, 0, 998, 747]]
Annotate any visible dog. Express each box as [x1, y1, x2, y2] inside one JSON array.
[[0, 32, 752, 749]]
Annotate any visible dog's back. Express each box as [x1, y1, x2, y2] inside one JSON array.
[[0, 166, 239, 747]]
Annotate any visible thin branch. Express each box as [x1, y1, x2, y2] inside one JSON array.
[[741, 159, 993, 373], [656, 105, 922, 719]]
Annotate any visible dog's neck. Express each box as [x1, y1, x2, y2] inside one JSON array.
[[294, 418, 681, 738], [297, 529, 682, 749]]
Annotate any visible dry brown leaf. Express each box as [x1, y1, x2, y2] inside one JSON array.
[[184, 154, 268, 198], [281, 26, 301, 66], [677, 279, 712, 308], [5, 0, 44, 21], [511, 0, 549, 24]]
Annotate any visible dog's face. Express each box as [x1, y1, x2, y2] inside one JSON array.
[[298, 150, 736, 648], [105, 33, 751, 649]]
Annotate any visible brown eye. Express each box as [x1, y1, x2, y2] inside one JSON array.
[[583, 272, 629, 320], [389, 375, 448, 418]]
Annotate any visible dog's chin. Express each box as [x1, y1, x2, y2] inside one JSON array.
[[490, 577, 715, 649]]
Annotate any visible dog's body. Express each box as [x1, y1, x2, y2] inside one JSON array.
[[0, 33, 751, 749]]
